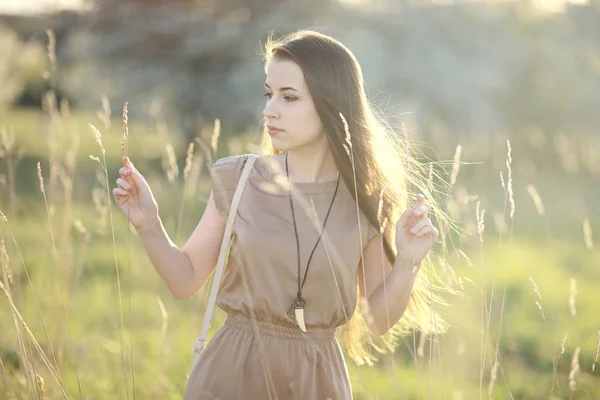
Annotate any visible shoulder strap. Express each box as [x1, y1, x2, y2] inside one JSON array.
[[193, 154, 257, 356]]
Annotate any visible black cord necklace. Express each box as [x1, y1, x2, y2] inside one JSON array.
[[285, 152, 341, 332]]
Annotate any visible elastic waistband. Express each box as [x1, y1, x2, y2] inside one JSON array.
[[224, 313, 336, 341]]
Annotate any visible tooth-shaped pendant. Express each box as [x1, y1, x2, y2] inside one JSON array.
[[294, 306, 307, 333]]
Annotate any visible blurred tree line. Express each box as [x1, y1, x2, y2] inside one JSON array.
[[1, 0, 600, 150]]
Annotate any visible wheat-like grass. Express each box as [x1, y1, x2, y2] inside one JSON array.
[[505, 140, 515, 219], [583, 218, 593, 250], [37, 161, 82, 388], [526, 184, 545, 216], [456, 249, 474, 269], [592, 330, 600, 373], [211, 118, 221, 155], [476, 201, 485, 243], [450, 144, 462, 186], [0, 210, 60, 388], [568, 346, 580, 397], [550, 332, 568, 398], [0, 239, 37, 399], [569, 278, 577, 317], [427, 163, 434, 194], [163, 143, 179, 184], [528, 277, 546, 322], [120, 102, 136, 399], [121, 102, 129, 152], [0, 355, 17, 399], [88, 124, 130, 400], [487, 358, 499, 399], [0, 280, 72, 399], [97, 95, 111, 130]]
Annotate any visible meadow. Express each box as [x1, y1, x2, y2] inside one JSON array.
[[0, 103, 599, 400]]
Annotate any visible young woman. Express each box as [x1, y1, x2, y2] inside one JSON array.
[[113, 30, 449, 399]]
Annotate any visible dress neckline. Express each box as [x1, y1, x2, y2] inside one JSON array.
[[251, 154, 340, 196]]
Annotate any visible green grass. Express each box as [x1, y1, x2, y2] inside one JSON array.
[[1, 106, 599, 399]]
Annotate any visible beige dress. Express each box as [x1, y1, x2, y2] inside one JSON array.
[[184, 153, 378, 400]]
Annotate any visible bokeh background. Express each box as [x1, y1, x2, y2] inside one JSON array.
[[0, 0, 599, 398]]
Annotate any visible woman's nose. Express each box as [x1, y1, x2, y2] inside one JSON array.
[[262, 100, 279, 119]]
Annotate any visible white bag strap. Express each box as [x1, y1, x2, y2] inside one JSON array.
[[193, 154, 257, 356]]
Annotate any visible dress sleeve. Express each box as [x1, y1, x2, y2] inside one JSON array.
[[210, 154, 249, 216]]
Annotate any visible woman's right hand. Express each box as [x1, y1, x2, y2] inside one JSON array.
[[113, 156, 159, 232]]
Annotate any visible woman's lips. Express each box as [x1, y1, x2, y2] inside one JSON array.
[[267, 125, 283, 136]]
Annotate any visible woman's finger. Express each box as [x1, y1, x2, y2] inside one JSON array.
[[413, 204, 429, 218], [116, 178, 131, 190], [416, 224, 439, 238], [113, 187, 129, 198], [410, 217, 431, 234]]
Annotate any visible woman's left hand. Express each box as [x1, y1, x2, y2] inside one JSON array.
[[395, 194, 439, 270]]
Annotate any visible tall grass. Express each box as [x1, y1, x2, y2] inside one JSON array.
[[1, 106, 599, 398]]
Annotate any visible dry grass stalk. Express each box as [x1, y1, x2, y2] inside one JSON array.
[[476, 201, 485, 243], [43, 91, 58, 119], [401, 121, 410, 152], [46, 29, 56, 64], [488, 358, 499, 399], [569, 278, 577, 317], [427, 163, 434, 194], [183, 142, 195, 181], [561, 333, 568, 355], [60, 98, 70, 118], [92, 187, 109, 235], [163, 143, 179, 183], [88, 124, 106, 156], [450, 144, 462, 186], [36, 162, 45, 194], [0, 356, 17, 399], [592, 330, 600, 373], [97, 95, 111, 130], [457, 249, 474, 269], [568, 346, 580, 396], [89, 125, 130, 399], [211, 118, 221, 155], [0, 281, 71, 399], [583, 218, 593, 250], [377, 187, 385, 228], [36, 374, 45, 393], [505, 140, 515, 219], [417, 332, 427, 357], [0, 211, 61, 378], [121, 102, 129, 152], [526, 184, 545, 216], [529, 278, 546, 321], [550, 333, 569, 398]]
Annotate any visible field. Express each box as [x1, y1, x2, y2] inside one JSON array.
[[0, 106, 599, 399]]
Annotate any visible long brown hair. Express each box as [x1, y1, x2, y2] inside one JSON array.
[[260, 30, 458, 365]]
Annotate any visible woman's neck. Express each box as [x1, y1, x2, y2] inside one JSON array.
[[283, 140, 339, 183]]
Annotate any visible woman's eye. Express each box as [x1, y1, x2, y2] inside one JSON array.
[[284, 96, 296, 102], [264, 92, 272, 99]]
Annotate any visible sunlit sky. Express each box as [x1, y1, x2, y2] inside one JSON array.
[[0, 0, 591, 15], [0, 0, 89, 15]]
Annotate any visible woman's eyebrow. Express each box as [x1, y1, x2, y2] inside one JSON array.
[[264, 83, 298, 92]]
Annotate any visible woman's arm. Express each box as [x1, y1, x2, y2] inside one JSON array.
[[137, 191, 226, 299], [357, 235, 417, 336]]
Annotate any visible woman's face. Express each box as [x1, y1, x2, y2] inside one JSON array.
[[263, 58, 325, 152]]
